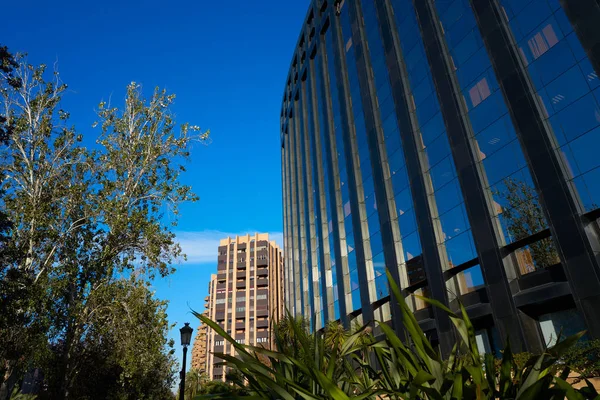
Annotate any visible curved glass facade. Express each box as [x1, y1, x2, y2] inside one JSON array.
[[281, 0, 600, 354]]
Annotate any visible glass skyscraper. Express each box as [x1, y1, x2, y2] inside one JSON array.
[[281, 0, 600, 356]]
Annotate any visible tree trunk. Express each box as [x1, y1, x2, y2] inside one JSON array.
[[0, 360, 17, 400], [58, 284, 78, 400]]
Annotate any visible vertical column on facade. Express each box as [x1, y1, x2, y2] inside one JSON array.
[[470, 0, 600, 339], [355, 0, 458, 352], [278, 248, 285, 322], [300, 74, 321, 329], [286, 118, 299, 316], [346, 0, 417, 337], [283, 130, 295, 314], [281, 143, 291, 313], [392, 0, 529, 351], [290, 104, 304, 316], [559, 0, 600, 255], [206, 275, 214, 380], [229, 239, 237, 365], [318, 24, 350, 325], [329, 9, 377, 325], [560, 0, 600, 75], [245, 235, 251, 350], [293, 92, 311, 319], [308, 51, 335, 323]]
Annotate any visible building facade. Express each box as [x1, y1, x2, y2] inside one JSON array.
[[204, 233, 284, 381], [190, 307, 209, 372], [281, 0, 600, 356]]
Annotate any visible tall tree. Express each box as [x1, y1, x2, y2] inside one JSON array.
[[0, 45, 46, 400], [0, 53, 208, 399], [44, 278, 177, 400]]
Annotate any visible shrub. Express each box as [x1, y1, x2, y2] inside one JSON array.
[[192, 270, 598, 399]]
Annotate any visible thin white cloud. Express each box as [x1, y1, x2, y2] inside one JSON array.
[[175, 230, 283, 264]]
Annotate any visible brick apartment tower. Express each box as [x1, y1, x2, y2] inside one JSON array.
[[190, 311, 208, 372], [204, 233, 284, 381]]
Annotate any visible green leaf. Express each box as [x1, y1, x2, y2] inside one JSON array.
[[499, 340, 514, 397], [413, 370, 436, 386], [554, 376, 585, 400], [516, 353, 544, 399], [484, 352, 497, 395], [451, 372, 463, 399], [547, 331, 586, 359]]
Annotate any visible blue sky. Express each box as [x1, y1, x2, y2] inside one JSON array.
[[1, 0, 309, 373]]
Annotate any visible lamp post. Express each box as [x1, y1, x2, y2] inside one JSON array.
[[179, 322, 193, 400]]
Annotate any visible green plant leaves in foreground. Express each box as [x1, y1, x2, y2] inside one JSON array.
[[193, 269, 594, 399]]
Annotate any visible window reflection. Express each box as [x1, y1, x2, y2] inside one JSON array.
[[545, 65, 589, 113], [444, 231, 476, 266], [372, 251, 385, 277], [573, 168, 600, 212], [375, 275, 389, 299], [412, 287, 430, 310], [494, 177, 560, 272], [439, 203, 469, 241], [402, 232, 421, 261], [528, 23, 559, 60], [453, 265, 485, 295], [499, 0, 600, 215], [351, 289, 361, 311], [539, 308, 588, 348], [468, 77, 491, 107], [350, 267, 360, 291], [373, 252, 388, 300], [315, 43, 339, 319]]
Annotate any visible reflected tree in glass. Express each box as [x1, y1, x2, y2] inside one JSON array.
[[495, 177, 559, 271]]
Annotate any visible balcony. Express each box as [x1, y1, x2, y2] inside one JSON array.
[[257, 257, 268, 267], [257, 278, 268, 287], [256, 331, 269, 339], [256, 308, 269, 318], [257, 268, 268, 277], [256, 319, 269, 329], [236, 271, 246, 279], [236, 281, 246, 289], [256, 298, 268, 308], [236, 322, 246, 330], [217, 272, 226, 281]]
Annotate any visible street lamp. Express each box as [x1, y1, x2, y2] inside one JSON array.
[[179, 322, 193, 400]]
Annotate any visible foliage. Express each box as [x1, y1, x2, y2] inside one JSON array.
[[185, 370, 248, 399], [8, 387, 36, 400], [0, 49, 207, 399], [194, 269, 596, 399], [197, 380, 245, 396], [508, 340, 600, 382], [561, 340, 600, 380], [0, 45, 47, 400], [184, 369, 208, 400], [41, 278, 177, 400]]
